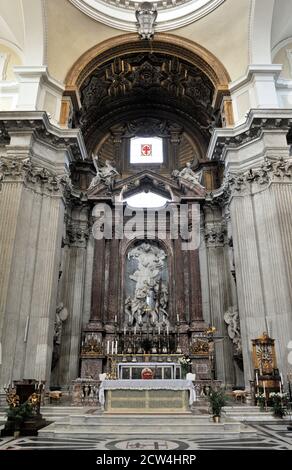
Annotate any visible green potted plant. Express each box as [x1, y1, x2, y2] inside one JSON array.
[[6, 402, 34, 437], [208, 388, 227, 422], [269, 392, 287, 418]]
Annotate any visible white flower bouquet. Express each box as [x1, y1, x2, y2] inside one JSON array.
[[178, 355, 192, 367], [179, 355, 191, 378]]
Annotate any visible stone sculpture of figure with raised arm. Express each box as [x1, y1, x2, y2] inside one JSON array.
[[101, 159, 120, 187], [88, 154, 102, 190], [173, 162, 204, 189], [88, 154, 120, 190]]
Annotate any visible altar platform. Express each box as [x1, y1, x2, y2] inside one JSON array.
[[99, 379, 196, 413]]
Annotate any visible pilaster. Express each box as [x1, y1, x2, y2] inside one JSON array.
[[0, 111, 86, 387], [208, 109, 292, 388]]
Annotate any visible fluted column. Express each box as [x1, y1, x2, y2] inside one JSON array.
[[0, 158, 68, 386], [227, 155, 292, 386], [204, 207, 235, 387], [0, 114, 85, 388], [23, 196, 64, 382], [55, 215, 89, 386]]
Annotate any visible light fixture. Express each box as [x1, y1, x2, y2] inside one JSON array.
[[135, 2, 157, 40]]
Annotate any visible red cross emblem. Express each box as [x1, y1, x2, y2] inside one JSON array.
[[141, 144, 152, 157]]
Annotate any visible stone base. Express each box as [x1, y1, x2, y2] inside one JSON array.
[[1, 415, 48, 437], [38, 412, 256, 439]]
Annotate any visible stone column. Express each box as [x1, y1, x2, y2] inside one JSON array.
[[228, 160, 292, 386], [188, 248, 203, 322], [0, 157, 69, 385], [215, 116, 292, 388], [54, 210, 89, 387], [204, 205, 235, 388], [90, 238, 106, 322], [0, 113, 85, 388], [173, 239, 186, 322]]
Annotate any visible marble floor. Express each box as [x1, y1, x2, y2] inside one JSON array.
[[0, 422, 291, 450]]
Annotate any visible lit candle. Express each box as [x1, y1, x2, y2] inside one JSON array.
[[280, 373, 283, 393]]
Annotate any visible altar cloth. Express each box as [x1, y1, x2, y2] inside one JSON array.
[[99, 379, 196, 406]]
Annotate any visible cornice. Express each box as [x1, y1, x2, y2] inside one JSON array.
[[69, 0, 225, 32], [0, 111, 88, 162], [207, 109, 292, 161]]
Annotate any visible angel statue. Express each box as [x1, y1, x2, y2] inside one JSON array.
[[88, 154, 120, 190]]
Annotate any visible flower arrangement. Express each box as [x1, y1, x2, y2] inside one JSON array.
[[178, 355, 192, 378], [269, 392, 287, 418], [255, 392, 266, 411]]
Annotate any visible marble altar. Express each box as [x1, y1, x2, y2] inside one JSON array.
[[99, 379, 196, 413]]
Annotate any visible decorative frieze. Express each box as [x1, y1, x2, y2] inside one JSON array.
[[63, 214, 89, 248], [208, 157, 292, 208], [0, 157, 72, 198], [227, 157, 292, 195], [204, 223, 227, 247]]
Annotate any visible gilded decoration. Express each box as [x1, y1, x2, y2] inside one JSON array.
[[65, 34, 230, 90], [190, 338, 209, 356], [79, 52, 215, 144], [252, 332, 277, 375]]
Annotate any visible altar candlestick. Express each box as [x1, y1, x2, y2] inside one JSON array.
[[111, 341, 114, 355], [106, 341, 110, 355], [177, 314, 179, 323], [256, 372, 259, 386], [280, 373, 283, 393], [115, 340, 118, 354]]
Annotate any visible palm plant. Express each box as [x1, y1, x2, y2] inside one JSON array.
[[208, 388, 227, 421]]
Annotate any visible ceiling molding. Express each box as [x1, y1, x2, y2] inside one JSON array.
[[68, 0, 225, 32]]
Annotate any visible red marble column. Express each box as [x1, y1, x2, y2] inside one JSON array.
[[105, 238, 120, 322], [189, 248, 203, 322], [173, 239, 186, 322], [90, 238, 105, 322]]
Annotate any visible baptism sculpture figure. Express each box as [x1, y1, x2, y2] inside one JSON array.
[[173, 162, 204, 189], [88, 155, 119, 190], [126, 243, 168, 327]]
